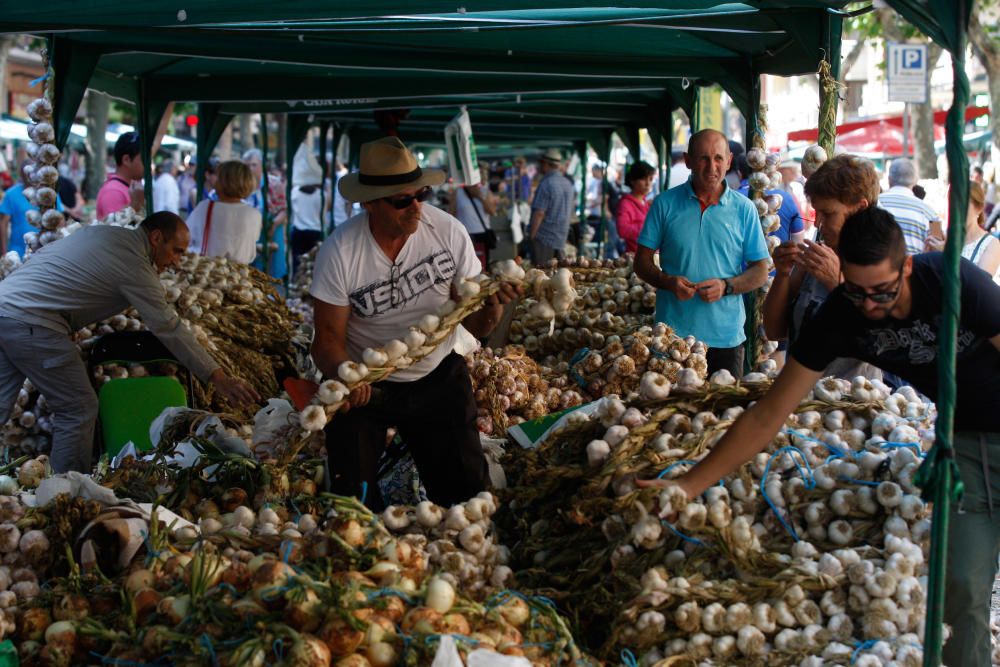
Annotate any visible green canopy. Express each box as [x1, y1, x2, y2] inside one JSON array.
[[1, 3, 854, 154]]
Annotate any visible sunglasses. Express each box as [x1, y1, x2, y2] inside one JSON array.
[[842, 271, 903, 305], [383, 186, 432, 210]]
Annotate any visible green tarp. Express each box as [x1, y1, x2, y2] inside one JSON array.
[[1, 3, 857, 152]]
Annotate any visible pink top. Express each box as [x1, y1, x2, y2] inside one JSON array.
[[616, 194, 650, 254], [96, 175, 131, 219]]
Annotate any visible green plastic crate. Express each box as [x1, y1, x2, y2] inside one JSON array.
[[97, 376, 187, 457]]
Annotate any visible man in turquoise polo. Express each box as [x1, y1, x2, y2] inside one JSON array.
[[634, 129, 770, 375]]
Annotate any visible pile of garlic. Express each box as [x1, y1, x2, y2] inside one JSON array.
[[381, 492, 513, 597], [497, 375, 938, 664], [562, 322, 724, 402], [0, 381, 51, 456], [508, 260, 655, 358], [467, 346, 583, 435]]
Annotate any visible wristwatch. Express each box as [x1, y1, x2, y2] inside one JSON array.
[[723, 278, 734, 296]]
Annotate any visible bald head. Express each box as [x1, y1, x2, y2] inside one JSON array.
[[688, 129, 730, 156], [685, 129, 732, 194]]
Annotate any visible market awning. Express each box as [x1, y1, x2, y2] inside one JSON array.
[[786, 105, 990, 143], [0, 2, 853, 154]]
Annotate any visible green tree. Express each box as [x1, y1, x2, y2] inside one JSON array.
[[969, 0, 1000, 163], [841, 3, 943, 178]]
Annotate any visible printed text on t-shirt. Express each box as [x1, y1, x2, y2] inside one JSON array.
[[349, 250, 457, 318], [869, 319, 976, 365]]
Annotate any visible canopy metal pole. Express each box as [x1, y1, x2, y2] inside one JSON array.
[[259, 113, 271, 275], [136, 78, 155, 214], [742, 68, 765, 375], [918, 3, 971, 663], [318, 121, 330, 238], [285, 115, 295, 281]]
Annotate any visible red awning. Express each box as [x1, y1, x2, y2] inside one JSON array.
[[831, 120, 945, 156], [786, 106, 989, 143]]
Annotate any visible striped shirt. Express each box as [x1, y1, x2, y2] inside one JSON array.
[[878, 186, 941, 255]]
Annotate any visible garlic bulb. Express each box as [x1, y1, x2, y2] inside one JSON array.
[[338, 361, 369, 384]]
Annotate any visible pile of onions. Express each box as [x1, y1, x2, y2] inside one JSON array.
[[6, 481, 594, 666]]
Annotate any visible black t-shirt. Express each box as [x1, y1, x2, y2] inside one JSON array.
[[791, 253, 1000, 431]]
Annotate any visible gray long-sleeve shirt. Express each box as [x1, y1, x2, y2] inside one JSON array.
[[0, 225, 218, 381]]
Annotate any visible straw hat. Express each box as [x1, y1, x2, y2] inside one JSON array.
[[539, 148, 563, 165], [338, 136, 445, 203]]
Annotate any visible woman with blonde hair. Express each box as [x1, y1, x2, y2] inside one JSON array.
[[186, 161, 262, 264], [960, 181, 1000, 281]]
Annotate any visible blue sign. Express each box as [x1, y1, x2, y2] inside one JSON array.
[[888, 43, 928, 104]]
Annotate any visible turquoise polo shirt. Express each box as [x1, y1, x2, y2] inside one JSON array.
[[637, 180, 769, 348]]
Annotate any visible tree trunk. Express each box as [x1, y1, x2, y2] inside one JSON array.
[[838, 38, 866, 87], [237, 113, 254, 155], [910, 44, 944, 179], [877, 7, 942, 179], [216, 124, 233, 160], [0, 37, 15, 116], [83, 91, 109, 200], [969, 3, 1000, 163]]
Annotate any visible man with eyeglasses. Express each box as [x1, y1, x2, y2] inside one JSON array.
[[640, 206, 1000, 667], [309, 136, 519, 512]]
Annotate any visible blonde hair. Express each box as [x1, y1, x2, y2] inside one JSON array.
[[970, 180, 987, 227], [804, 154, 880, 207], [216, 161, 257, 199]]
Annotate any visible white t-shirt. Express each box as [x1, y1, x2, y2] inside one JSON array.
[[668, 163, 691, 189], [454, 185, 490, 235], [962, 233, 1000, 282], [153, 173, 180, 214], [332, 170, 350, 227], [291, 186, 323, 232], [310, 204, 480, 382], [186, 200, 263, 264]]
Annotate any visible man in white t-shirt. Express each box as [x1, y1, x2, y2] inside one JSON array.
[[877, 158, 943, 255], [153, 161, 180, 214], [310, 136, 519, 510]]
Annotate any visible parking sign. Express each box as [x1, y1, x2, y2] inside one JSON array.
[[888, 43, 928, 103]]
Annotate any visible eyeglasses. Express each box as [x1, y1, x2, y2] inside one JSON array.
[[389, 261, 403, 308], [842, 271, 903, 305], [383, 186, 432, 210]]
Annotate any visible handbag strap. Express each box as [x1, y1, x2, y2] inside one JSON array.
[[200, 201, 215, 255], [464, 186, 490, 234], [971, 232, 990, 264]]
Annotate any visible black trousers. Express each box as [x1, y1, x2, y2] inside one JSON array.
[[706, 345, 745, 377], [324, 352, 489, 511], [290, 228, 322, 274]]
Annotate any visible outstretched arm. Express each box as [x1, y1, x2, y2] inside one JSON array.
[[642, 358, 822, 498]]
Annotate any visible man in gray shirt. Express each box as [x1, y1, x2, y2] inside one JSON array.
[[0, 212, 259, 473], [529, 149, 575, 264]]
